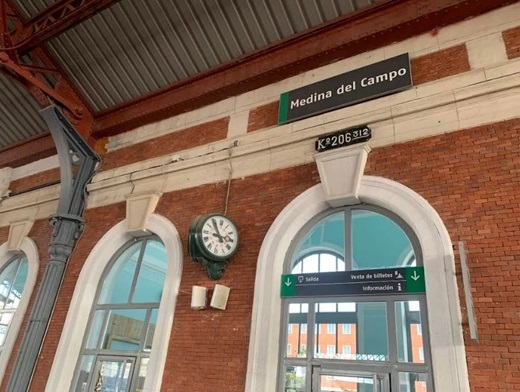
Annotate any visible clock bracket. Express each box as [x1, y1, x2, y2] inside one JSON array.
[[193, 256, 228, 280]]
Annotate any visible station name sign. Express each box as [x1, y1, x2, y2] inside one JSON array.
[[315, 125, 371, 152], [278, 53, 412, 125], [281, 267, 425, 298]]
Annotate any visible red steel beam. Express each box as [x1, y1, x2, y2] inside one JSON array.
[[0, 0, 95, 147], [0, 132, 55, 168], [93, 0, 519, 138], [12, 0, 122, 53]]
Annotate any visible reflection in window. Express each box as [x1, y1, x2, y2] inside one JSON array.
[[351, 209, 415, 270], [71, 237, 167, 392], [291, 208, 417, 272], [292, 252, 345, 274], [0, 255, 28, 352]]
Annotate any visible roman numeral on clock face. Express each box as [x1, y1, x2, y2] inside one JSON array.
[[199, 215, 238, 259]]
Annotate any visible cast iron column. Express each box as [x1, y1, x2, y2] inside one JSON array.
[[7, 105, 100, 392]]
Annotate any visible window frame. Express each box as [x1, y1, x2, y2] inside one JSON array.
[[0, 254, 28, 350], [69, 235, 166, 391], [279, 206, 434, 391]]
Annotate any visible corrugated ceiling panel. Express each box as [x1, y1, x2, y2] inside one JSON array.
[[0, 74, 46, 149], [42, 0, 379, 112], [12, 0, 54, 20]]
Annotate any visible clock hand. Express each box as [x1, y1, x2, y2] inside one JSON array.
[[211, 218, 224, 243], [212, 233, 225, 241]]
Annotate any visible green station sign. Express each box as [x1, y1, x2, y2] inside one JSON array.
[[278, 53, 412, 124], [281, 267, 425, 298]]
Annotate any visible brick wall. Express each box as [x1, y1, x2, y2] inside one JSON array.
[[6, 117, 230, 194], [411, 44, 470, 85], [247, 101, 279, 132], [5, 117, 519, 391], [365, 118, 520, 392], [503, 26, 520, 59], [9, 168, 60, 194], [19, 165, 319, 392], [100, 117, 230, 171], [0, 42, 483, 191]]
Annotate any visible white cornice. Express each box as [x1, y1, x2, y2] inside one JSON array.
[[1, 46, 520, 227]]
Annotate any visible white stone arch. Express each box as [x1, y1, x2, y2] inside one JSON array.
[[0, 238, 39, 383], [46, 213, 182, 392], [245, 176, 469, 392]]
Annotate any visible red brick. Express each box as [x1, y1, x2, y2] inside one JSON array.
[[247, 101, 279, 132], [3, 118, 520, 391], [100, 117, 230, 171], [411, 44, 470, 85], [503, 26, 520, 60]]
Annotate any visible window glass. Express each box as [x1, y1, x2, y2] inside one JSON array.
[[0, 255, 28, 348], [315, 301, 388, 361], [136, 357, 149, 391], [291, 212, 345, 268], [101, 309, 147, 351], [318, 373, 378, 392], [98, 242, 141, 304], [351, 210, 415, 270], [284, 366, 306, 392], [399, 372, 429, 392], [395, 301, 425, 364], [286, 302, 308, 359], [72, 355, 94, 392], [0, 313, 13, 346], [132, 241, 167, 303], [85, 310, 105, 349]]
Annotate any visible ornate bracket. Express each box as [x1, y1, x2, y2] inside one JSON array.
[[7, 104, 100, 392], [0, 0, 93, 137], [194, 256, 228, 280]]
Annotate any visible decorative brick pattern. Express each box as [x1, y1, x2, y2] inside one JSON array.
[[100, 117, 230, 171], [247, 101, 279, 132], [503, 26, 520, 59], [411, 44, 470, 85], [9, 169, 60, 194], [366, 118, 520, 392], [2, 118, 520, 391]]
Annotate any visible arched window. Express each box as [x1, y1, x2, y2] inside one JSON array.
[[70, 236, 167, 392], [0, 237, 38, 382], [246, 180, 468, 392], [0, 255, 29, 354], [281, 206, 433, 392]]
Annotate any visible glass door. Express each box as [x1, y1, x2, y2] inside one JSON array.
[[312, 367, 390, 392], [88, 356, 135, 392]]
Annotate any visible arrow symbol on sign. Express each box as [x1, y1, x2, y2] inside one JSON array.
[[285, 278, 292, 287], [411, 271, 420, 281]]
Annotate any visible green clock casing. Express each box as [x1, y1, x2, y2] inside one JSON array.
[[188, 213, 239, 263]]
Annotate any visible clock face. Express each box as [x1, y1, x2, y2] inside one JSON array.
[[200, 215, 239, 259]]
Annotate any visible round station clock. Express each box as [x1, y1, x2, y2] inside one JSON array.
[[188, 213, 240, 279]]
